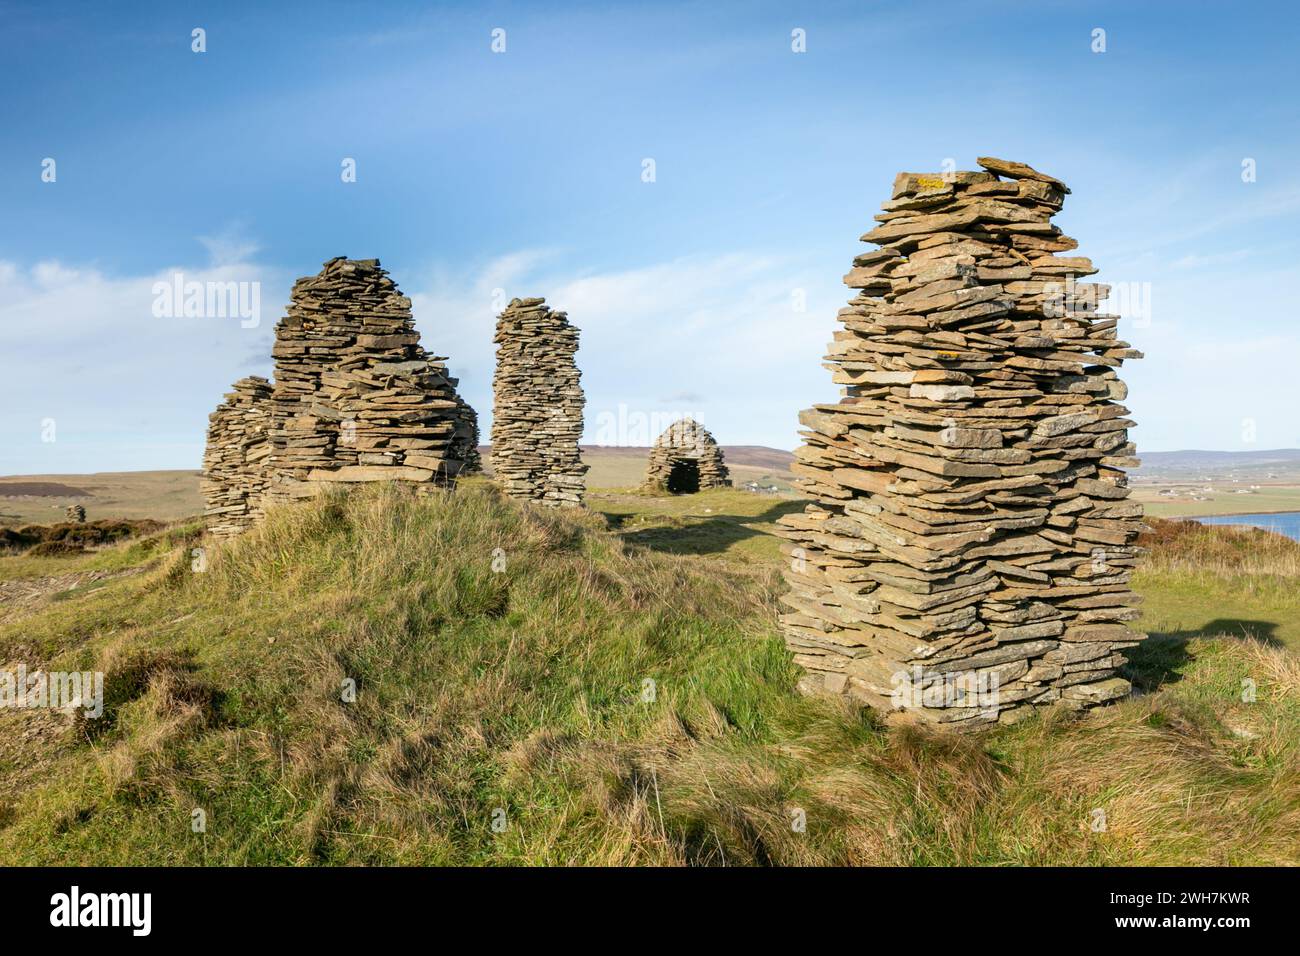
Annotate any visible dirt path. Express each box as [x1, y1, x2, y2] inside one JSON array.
[[0, 566, 146, 621]]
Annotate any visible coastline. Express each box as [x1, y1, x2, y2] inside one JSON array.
[[1170, 508, 1300, 520]]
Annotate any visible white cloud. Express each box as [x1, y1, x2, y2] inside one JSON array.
[[197, 228, 263, 268], [0, 253, 290, 474], [1169, 248, 1252, 271], [408, 249, 837, 449]]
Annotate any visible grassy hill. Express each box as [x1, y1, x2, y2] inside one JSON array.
[[1, 482, 1297, 865]]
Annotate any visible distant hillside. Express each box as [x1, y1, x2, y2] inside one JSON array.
[[710, 445, 796, 470], [0, 471, 203, 526], [0, 481, 94, 498], [1134, 449, 1300, 480]]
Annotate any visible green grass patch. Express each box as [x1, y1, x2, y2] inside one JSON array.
[[591, 487, 803, 565]]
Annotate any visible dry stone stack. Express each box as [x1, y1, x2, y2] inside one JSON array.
[[201, 376, 273, 536], [201, 258, 478, 534], [264, 258, 468, 500], [450, 391, 482, 475], [777, 157, 1145, 728], [643, 418, 731, 492], [65, 504, 86, 523], [490, 297, 586, 507]]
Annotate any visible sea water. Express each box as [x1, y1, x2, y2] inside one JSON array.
[[1194, 511, 1300, 543]]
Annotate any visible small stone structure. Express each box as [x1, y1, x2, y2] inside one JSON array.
[[201, 258, 478, 536], [643, 418, 730, 493], [65, 504, 86, 524], [489, 297, 586, 507], [776, 158, 1145, 728], [450, 392, 482, 475]]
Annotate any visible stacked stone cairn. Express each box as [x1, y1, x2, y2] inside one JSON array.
[[201, 258, 477, 535], [65, 504, 86, 524], [489, 297, 586, 507], [201, 376, 273, 536], [643, 418, 731, 492], [776, 157, 1145, 728]]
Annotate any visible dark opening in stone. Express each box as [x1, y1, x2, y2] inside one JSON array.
[[666, 458, 700, 494]]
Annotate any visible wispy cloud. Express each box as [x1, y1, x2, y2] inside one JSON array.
[[197, 227, 262, 268]]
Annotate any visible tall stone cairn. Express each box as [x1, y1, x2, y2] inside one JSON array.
[[265, 257, 468, 500], [776, 157, 1145, 728], [201, 258, 478, 534], [490, 297, 586, 506], [201, 376, 273, 536], [65, 504, 87, 524], [643, 418, 731, 491]]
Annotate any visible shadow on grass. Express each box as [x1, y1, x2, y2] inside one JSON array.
[[1125, 618, 1282, 692], [606, 499, 805, 557], [1198, 618, 1284, 648]]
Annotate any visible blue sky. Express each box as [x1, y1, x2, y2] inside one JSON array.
[[2, 0, 1298, 473]]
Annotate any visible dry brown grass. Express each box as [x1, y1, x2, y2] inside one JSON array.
[[1140, 517, 1300, 577]]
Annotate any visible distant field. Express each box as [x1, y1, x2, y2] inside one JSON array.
[[1130, 446, 1300, 518], [0, 471, 203, 526], [1131, 483, 1300, 518]]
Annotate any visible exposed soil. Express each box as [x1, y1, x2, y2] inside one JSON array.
[[0, 566, 148, 620]]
